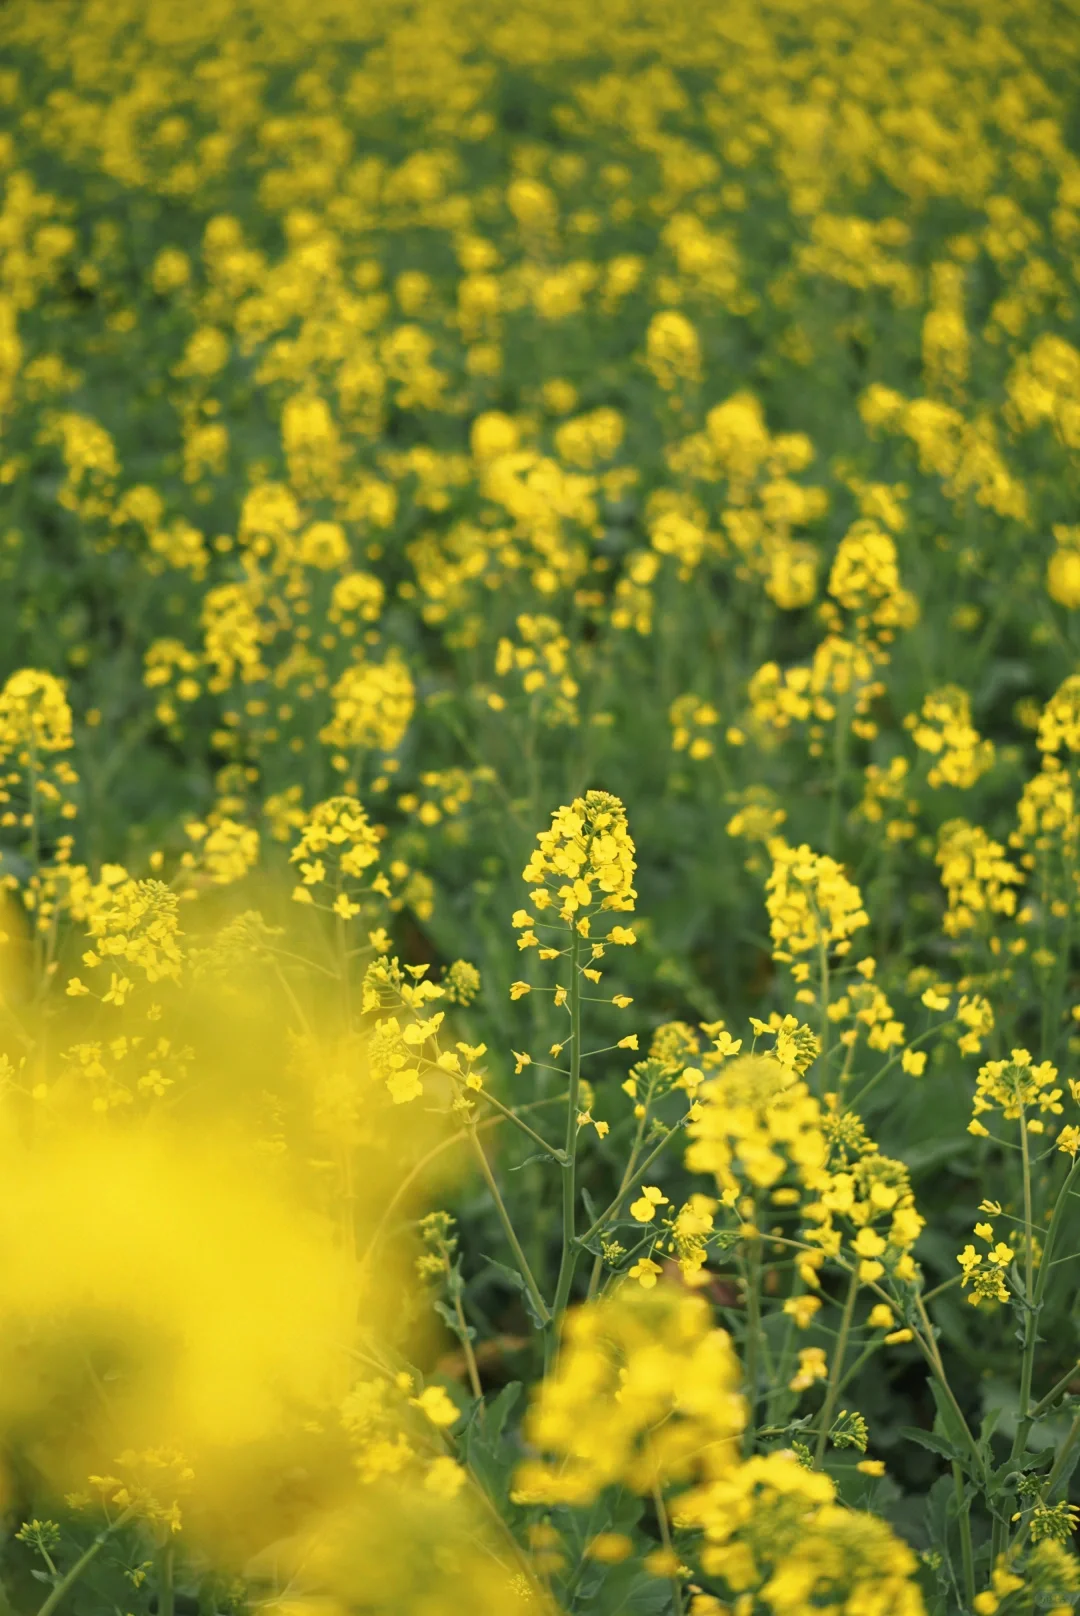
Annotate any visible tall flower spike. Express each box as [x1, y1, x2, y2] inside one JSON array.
[[765, 838, 868, 961], [521, 790, 637, 922]]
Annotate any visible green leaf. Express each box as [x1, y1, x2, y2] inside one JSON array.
[[433, 1298, 476, 1342], [978, 1405, 1003, 1455], [899, 1427, 965, 1463], [924, 1472, 955, 1561], [479, 1255, 548, 1329], [484, 1381, 523, 1446], [928, 1379, 973, 1462]]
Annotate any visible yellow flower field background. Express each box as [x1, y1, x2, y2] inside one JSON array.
[[1, 2, 1080, 1612]]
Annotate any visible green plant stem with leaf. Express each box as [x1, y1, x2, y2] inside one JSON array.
[[156, 1538, 175, 1616], [586, 1099, 649, 1301], [742, 1224, 764, 1456], [33, 1506, 138, 1616], [552, 929, 583, 1330], [993, 1145, 1080, 1562], [468, 1125, 550, 1330], [814, 1266, 858, 1467]]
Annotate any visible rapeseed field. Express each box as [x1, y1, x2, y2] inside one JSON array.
[[1, 2, 1079, 1612]]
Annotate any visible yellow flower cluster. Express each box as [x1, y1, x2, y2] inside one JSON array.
[[823, 519, 918, 644], [906, 685, 995, 789], [320, 651, 415, 756], [936, 820, 1024, 937], [1037, 673, 1080, 756], [679, 1452, 925, 1616], [685, 1053, 825, 1202], [362, 955, 486, 1106], [765, 839, 869, 960], [493, 613, 579, 727], [970, 1048, 1064, 1130], [0, 669, 79, 830], [669, 693, 719, 760], [290, 795, 385, 920], [68, 874, 185, 1003], [802, 1147, 924, 1288], [520, 789, 636, 922], [748, 638, 883, 751], [516, 1289, 743, 1505]]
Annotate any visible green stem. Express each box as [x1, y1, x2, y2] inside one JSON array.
[[34, 1506, 138, 1616], [577, 1123, 682, 1249], [846, 1022, 941, 1110], [952, 1460, 976, 1611], [335, 904, 352, 1032], [816, 936, 830, 1088], [586, 1104, 648, 1302], [827, 698, 850, 858], [451, 1272, 484, 1401], [1009, 1112, 1038, 1471], [1005, 1411, 1080, 1560], [471, 1083, 566, 1162], [835, 1337, 886, 1399], [551, 931, 583, 1325], [357, 1098, 563, 1269], [921, 1273, 964, 1306], [1029, 1359, 1080, 1422], [27, 734, 43, 989], [651, 1479, 683, 1616], [156, 1538, 175, 1616], [914, 1291, 986, 1480], [814, 1267, 859, 1466], [1008, 1152, 1080, 1470], [742, 1227, 763, 1456], [468, 1126, 550, 1328]]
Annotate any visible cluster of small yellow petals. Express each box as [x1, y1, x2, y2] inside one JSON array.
[[726, 787, 787, 846], [201, 579, 266, 690], [358, 955, 486, 1107], [645, 310, 702, 391], [0, 669, 80, 832], [0, 669, 74, 759], [1037, 674, 1080, 756], [957, 1217, 1018, 1308], [1044, 524, 1080, 610], [906, 686, 995, 789], [802, 1146, 923, 1287], [678, 1451, 925, 1616], [1010, 759, 1078, 863], [659, 390, 826, 610], [825, 519, 918, 642], [320, 651, 415, 754], [859, 383, 1028, 521], [827, 980, 906, 1054], [78, 874, 185, 999], [748, 1014, 821, 1077], [493, 614, 579, 727], [971, 1049, 1063, 1128], [670, 694, 718, 759], [521, 790, 636, 921], [765, 839, 868, 960], [748, 637, 882, 748], [181, 817, 260, 889], [956, 994, 996, 1058], [922, 260, 970, 397], [856, 756, 918, 843], [514, 1289, 744, 1506], [936, 820, 1024, 937], [289, 796, 384, 918], [686, 1054, 826, 1202]]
